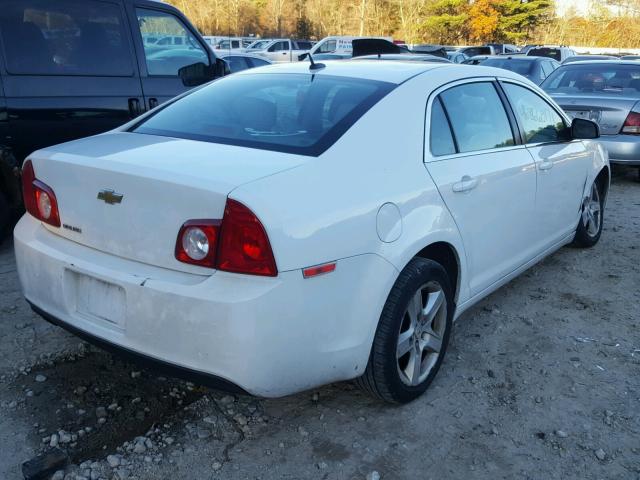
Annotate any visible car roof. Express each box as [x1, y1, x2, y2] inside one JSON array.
[[485, 56, 541, 61], [354, 54, 449, 62], [558, 60, 640, 66], [235, 60, 533, 85]]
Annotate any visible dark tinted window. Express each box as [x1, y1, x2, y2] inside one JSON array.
[[430, 98, 456, 156], [0, 0, 133, 76], [439, 83, 514, 153], [137, 8, 208, 76], [482, 58, 535, 77], [269, 41, 288, 52], [248, 57, 270, 68], [503, 83, 569, 144], [296, 41, 312, 50], [224, 56, 250, 73], [541, 63, 640, 96], [133, 74, 395, 156], [528, 48, 561, 61]]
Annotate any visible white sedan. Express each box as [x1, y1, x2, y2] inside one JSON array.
[[14, 61, 609, 403]]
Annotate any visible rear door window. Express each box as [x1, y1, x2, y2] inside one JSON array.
[[224, 55, 250, 73], [269, 41, 288, 52], [0, 0, 133, 76], [136, 8, 209, 76], [439, 82, 515, 153]]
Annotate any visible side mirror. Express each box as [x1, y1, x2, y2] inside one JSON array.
[[178, 60, 226, 87], [571, 118, 599, 139], [298, 52, 308, 61]]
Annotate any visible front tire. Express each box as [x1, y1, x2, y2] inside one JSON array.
[[572, 179, 603, 248], [356, 258, 453, 404]]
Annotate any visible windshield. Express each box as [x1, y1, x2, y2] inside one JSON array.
[[132, 73, 395, 156], [541, 63, 640, 96], [482, 58, 534, 76]]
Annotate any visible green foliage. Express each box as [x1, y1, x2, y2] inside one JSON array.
[[496, 0, 554, 42]]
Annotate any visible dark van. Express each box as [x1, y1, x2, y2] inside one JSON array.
[[0, 0, 226, 239]]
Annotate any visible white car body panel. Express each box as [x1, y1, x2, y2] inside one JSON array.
[[14, 61, 610, 396]]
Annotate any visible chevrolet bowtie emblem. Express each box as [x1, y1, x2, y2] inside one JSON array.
[[97, 189, 124, 205]]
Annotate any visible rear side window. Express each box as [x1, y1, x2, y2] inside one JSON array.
[[439, 83, 515, 153], [502, 83, 569, 144], [481, 59, 535, 77], [133, 73, 395, 156], [0, 0, 133, 76], [248, 57, 270, 68], [430, 98, 456, 156]]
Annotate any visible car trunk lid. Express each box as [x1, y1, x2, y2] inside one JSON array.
[[549, 94, 640, 135], [29, 132, 306, 275]]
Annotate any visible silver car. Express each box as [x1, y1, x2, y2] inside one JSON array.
[[542, 61, 640, 167]]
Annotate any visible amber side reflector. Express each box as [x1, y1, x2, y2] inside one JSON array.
[[302, 262, 336, 279]]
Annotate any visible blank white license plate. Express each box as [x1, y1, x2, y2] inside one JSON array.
[[567, 110, 592, 120], [71, 272, 126, 327]]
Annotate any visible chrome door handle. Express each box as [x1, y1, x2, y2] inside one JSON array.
[[538, 159, 554, 171], [452, 175, 478, 193]]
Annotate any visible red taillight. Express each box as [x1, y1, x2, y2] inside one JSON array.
[[174, 199, 277, 276], [622, 111, 640, 134], [21, 160, 61, 227], [217, 199, 277, 276], [175, 220, 220, 268]]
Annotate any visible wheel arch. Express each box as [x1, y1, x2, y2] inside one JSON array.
[[595, 165, 610, 204], [413, 241, 461, 305]]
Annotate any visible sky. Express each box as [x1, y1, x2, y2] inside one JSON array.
[[555, 0, 591, 16]]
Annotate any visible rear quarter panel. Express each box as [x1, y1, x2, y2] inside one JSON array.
[[229, 68, 471, 305]]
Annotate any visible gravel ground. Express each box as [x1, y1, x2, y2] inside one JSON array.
[[0, 166, 638, 480]]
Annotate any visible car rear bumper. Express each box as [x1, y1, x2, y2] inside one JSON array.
[[598, 135, 640, 165], [14, 215, 397, 397]]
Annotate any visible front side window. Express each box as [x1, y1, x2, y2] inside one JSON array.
[[132, 73, 395, 156], [318, 40, 337, 54], [224, 56, 250, 74], [136, 8, 208, 76], [0, 0, 133, 76], [269, 41, 288, 52], [439, 82, 515, 153], [503, 83, 569, 144]]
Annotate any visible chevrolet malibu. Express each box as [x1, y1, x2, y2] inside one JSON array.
[[14, 61, 609, 403]]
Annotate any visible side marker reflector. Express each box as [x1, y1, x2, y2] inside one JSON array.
[[303, 262, 336, 279]]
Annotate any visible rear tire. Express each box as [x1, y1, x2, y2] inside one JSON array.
[[572, 178, 604, 248], [356, 258, 453, 404]]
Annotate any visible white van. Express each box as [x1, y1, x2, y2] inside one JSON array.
[[308, 36, 393, 57]]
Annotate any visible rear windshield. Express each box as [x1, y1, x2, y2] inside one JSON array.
[[482, 58, 534, 76], [541, 63, 640, 96], [529, 48, 561, 61], [132, 73, 395, 156]]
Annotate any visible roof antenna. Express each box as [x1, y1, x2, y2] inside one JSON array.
[[308, 52, 325, 71]]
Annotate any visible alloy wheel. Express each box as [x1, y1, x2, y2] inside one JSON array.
[[582, 182, 601, 238], [396, 281, 447, 387]]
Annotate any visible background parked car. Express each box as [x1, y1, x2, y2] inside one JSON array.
[[478, 56, 560, 85], [541, 60, 640, 172], [486, 43, 519, 54], [217, 52, 272, 73], [252, 38, 312, 63], [0, 0, 227, 240], [527, 46, 576, 62], [562, 55, 618, 64], [211, 37, 254, 51], [457, 45, 495, 57]]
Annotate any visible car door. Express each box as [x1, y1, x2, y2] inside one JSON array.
[[425, 80, 538, 296], [500, 81, 589, 246], [0, 0, 144, 163], [129, 3, 212, 109], [267, 41, 290, 63]]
